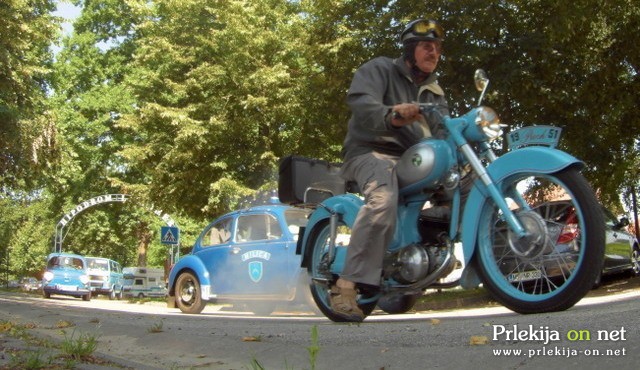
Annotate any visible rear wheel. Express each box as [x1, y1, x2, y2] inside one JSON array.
[[175, 272, 206, 314], [109, 288, 116, 300], [308, 221, 377, 322], [82, 293, 91, 301], [473, 168, 604, 314]]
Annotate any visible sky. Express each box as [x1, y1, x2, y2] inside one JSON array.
[[52, 1, 81, 36]]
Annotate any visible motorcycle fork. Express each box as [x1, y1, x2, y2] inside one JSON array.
[[459, 142, 528, 238]]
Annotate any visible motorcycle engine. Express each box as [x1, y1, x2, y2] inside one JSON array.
[[385, 244, 447, 284]]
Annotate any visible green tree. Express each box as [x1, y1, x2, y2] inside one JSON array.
[[47, 0, 155, 263], [0, 0, 59, 190], [119, 0, 314, 218]]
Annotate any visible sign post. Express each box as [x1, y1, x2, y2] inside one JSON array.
[[161, 226, 180, 245], [161, 226, 180, 266]]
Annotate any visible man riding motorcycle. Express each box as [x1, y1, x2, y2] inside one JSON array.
[[331, 19, 450, 321]]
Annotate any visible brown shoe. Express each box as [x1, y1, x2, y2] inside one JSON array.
[[329, 286, 365, 322]]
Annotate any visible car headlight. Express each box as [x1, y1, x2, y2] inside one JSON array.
[[475, 106, 504, 140], [43, 271, 54, 282], [80, 275, 90, 285]]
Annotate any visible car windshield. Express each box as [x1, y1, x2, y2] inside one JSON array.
[[87, 258, 109, 271], [48, 256, 85, 270]]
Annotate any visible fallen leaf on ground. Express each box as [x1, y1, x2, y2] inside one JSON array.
[[469, 335, 489, 345], [242, 336, 262, 342]]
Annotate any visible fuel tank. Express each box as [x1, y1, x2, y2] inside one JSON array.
[[396, 139, 455, 194]]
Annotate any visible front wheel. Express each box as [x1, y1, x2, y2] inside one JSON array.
[[473, 167, 604, 314], [308, 221, 377, 322], [175, 272, 206, 314]]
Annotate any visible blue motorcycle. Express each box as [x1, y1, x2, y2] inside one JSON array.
[[278, 70, 605, 322]]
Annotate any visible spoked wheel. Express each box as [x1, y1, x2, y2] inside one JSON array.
[[473, 168, 604, 314], [175, 272, 206, 314], [308, 221, 377, 322]]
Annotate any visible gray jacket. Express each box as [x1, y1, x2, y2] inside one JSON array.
[[342, 56, 448, 161]]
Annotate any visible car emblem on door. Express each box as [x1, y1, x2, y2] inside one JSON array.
[[248, 261, 263, 282]]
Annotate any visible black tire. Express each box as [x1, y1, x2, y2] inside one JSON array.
[[116, 288, 123, 300], [377, 293, 419, 314], [43, 290, 50, 299], [109, 288, 116, 300], [308, 221, 377, 322], [138, 293, 145, 299], [591, 272, 602, 289], [630, 247, 640, 277], [175, 271, 206, 314], [473, 167, 604, 314], [82, 293, 91, 301]]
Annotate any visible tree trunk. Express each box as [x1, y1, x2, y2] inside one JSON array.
[[136, 222, 152, 267]]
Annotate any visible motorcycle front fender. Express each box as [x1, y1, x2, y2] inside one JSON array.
[[299, 194, 363, 268], [459, 147, 583, 288]]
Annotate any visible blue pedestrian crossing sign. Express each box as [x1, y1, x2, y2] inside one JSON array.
[[161, 226, 180, 245]]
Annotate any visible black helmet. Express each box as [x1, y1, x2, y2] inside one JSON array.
[[400, 19, 444, 44]]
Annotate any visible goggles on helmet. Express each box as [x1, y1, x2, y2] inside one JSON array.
[[401, 19, 444, 43]]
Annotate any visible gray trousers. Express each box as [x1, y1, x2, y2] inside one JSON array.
[[339, 152, 400, 287]]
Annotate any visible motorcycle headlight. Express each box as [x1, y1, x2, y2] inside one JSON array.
[[475, 107, 503, 140]]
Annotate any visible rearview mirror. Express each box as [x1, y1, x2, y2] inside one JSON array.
[[474, 69, 490, 106]]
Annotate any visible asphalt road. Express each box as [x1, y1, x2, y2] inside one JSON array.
[[1, 281, 639, 369]]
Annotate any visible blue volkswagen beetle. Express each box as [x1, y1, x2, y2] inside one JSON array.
[[167, 203, 312, 314]]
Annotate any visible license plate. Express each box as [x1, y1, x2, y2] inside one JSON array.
[[58, 284, 79, 291], [507, 270, 542, 282]]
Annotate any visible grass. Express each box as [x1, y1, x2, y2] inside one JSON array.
[[414, 286, 495, 311], [59, 329, 99, 360], [247, 325, 319, 370], [0, 319, 115, 369]]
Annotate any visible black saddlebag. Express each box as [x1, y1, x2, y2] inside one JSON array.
[[278, 155, 347, 204]]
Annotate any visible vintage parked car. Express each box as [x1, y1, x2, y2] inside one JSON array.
[[167, 203, 312, 314], [20, 277, 42, 292], [42, 252, 91, 301], [598, 206, 640, 281], [500, 200, 639, 286], [85, 257, 125, 300]]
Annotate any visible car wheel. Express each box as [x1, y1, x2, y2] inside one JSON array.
[[175, 272, 206, 314], [82, 293, 91, 301], [109, 288, 116, 300], [630, 248, 640, 277], [592, 272, 602, 289], [116, 288, 124, 300], [138, 293, 145, 299], [43, 290, 50, 299]]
